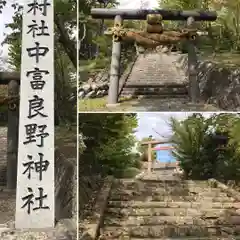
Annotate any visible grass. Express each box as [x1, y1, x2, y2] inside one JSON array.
[[78, 95, 220, 112], [78, 96, 137, 112]]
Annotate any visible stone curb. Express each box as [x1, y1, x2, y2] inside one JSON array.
[[118, 55, 138, 96], [79, 176, 114, 240], [208, 178, 240, 201]]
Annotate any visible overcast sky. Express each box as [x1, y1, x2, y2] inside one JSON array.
[[118, 0, 158, 9], [0, 1, 16, 57], [135, 112, 214, 140]]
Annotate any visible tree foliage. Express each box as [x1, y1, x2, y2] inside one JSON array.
[[79, 0, 139, 82], [170, 113, 240, 181], [78, 113, 139, 176], [160, 0, 240, 51]]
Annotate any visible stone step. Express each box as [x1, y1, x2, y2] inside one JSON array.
[[109, 194, 233, 202], [123, 84, 187, 88], [120, 93, 188, 99], [114, 182, 211, 192], [102, 225, 240, 238], [115, 179, 210, 186], [112, 186, 222, 196], [104, 215, 240, 226], [111, 188, 228, 197], [107, 201, 240, 209], [106, 207, 240, 217], [121, 85, 188, 96]]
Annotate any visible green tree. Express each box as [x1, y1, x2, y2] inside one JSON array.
[[170, 114, 209, 178], [159, 0, 240, 51], [170, 113, 240, 181], [79, 113, 139, 175], [79, 0, 138, 82]]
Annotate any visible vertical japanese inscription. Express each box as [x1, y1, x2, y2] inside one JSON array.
[[16, 0, 54, 229]]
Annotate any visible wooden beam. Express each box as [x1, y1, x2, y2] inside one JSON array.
[[141, 140, 170, 145], [91, 8, 217, 21], [153, 146, 174, 150], [0, 72, 20, 84]]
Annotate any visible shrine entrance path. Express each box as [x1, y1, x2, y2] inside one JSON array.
[[119, 53, 219, 111], [80, 53, 220, 111]]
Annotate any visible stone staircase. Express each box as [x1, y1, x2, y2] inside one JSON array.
[[99, 171, 240, 239], [120, 53, 188, 99], [118, 53, 220, 111]]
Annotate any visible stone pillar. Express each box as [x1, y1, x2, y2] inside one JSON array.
[[187, 16, 200, 103], [15, 0, 54, 228], [6, 80, 19, 189], [147, 143, 152, 173], [107, 15, 122, 106]]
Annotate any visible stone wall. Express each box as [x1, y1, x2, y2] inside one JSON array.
[[175, 54, 240, 110], [78, 174, 105, 237], [55, 147, 77, 221], [78, 175, 103, 216]]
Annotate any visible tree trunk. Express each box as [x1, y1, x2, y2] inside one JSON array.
[[55, 13, 77, 68]]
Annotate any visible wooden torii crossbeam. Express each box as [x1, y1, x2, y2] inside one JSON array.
[[91, 8, 217, 21]]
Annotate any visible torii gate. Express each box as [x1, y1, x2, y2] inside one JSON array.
[[91, 8, 217, 106], [141, 139, 171, 172]]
